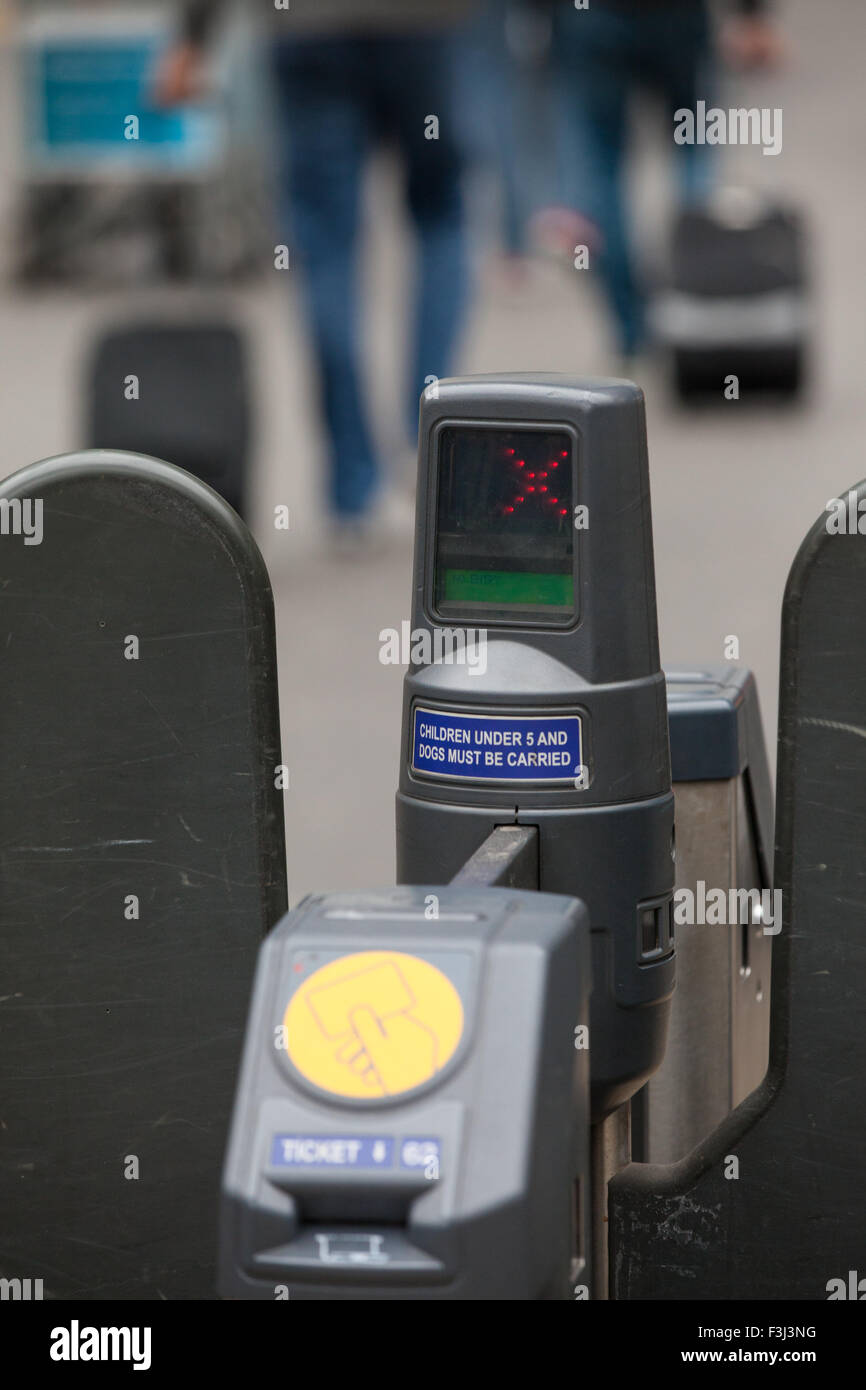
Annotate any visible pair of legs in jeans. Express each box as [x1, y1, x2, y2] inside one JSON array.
[[552, 3, 714, 357], [271, 34, 467, 520]]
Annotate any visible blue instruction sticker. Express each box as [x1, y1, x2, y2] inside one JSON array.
[[411, 706, 583, 785], [270, 1136, 394, 1169]]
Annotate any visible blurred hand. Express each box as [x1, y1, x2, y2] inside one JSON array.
[[721, 16, 787, 70], [531, 206, 603, 261], [152, 43, 206, 106]]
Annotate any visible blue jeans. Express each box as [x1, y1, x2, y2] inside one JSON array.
[[552, 3, 714, 355], [271, 34, 468, 517], [454, 0, 553, 256]]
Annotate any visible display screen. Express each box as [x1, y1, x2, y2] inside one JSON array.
[[433, 425, 575, 624]]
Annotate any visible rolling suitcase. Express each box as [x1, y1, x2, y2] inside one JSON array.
[[88, 322, 250, 515], [653, 189, 809, 400]]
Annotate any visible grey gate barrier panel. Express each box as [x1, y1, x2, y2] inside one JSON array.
[[609, 483, 866, 1300], [0, 451, 287, 1300], [631, 668, 774, 1165]]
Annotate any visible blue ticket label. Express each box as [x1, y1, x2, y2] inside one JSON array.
[[270, 1136, 394, 1169], [399, 1138, 442, 1173], [411, 706, 584, 785]]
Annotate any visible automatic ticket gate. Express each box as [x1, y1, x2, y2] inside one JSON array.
[[2, 375, 865, 1301]]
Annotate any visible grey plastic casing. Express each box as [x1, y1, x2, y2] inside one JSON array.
[[219, 886, 590, 1300], [396, 376, 675, 1117]]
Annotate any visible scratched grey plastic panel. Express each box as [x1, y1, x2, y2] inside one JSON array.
[[611, 483, 866, 1298], [0, 452, 286, 1299]]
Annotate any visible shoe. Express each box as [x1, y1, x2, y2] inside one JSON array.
[[327, 486, 415, 561], [610, 347, 658, 388], [372, 486, 415, 541], [328, 515, 374, 561]]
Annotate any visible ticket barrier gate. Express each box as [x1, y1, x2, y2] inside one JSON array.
[[219, 667, 775, 1301], [2, 376, 865, 1301], [220, 377, 792, 1300], [223, 378, 864, 1302]]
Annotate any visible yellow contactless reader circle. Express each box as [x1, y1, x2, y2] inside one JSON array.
[[284, 950, 464, 1100]]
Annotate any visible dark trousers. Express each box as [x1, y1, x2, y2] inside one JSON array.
[[272, 34, 468, 516]]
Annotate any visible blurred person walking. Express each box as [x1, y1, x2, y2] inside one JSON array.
[[538, 0, 784, 365], [157, 1, 474, 545]]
